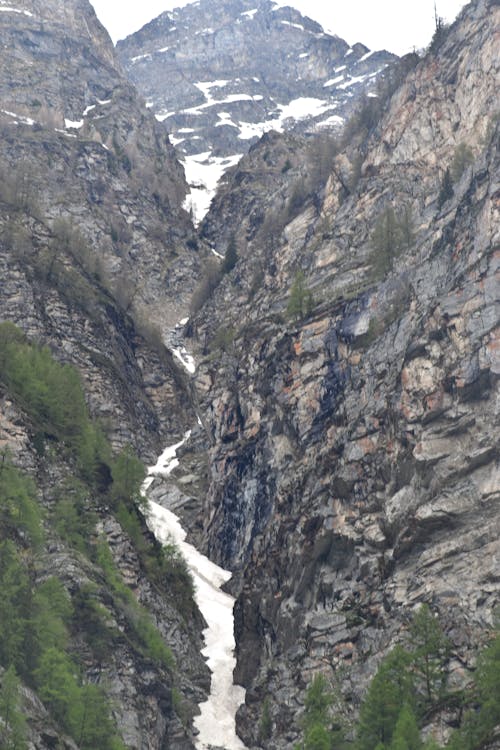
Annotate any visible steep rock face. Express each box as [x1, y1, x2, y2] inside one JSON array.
[[0, 1, 210, 746], [0, 0, 207, 449], [117, 0, 395, 220], [0, 0, 205, 328], [0, 395, 209, 749], [187, 0, 499, 745]]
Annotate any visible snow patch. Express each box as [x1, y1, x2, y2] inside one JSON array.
[[216, 112, 238, 129], [0, 6, 33, 16], [317, 114, 345, 128], [64, 118, 83, 129], [142, 435, 246, 750], [1, 109, 35, 126], [358, 49, 375, 62], [323, 75, 344, 87], [240, 8, 258, 17], [171, 346, 196, 374], [130, 52, 152, 63], [280, 20, 304, 31], [182, 152, 243, 224], [336, 74, 369, 90], [194, 80, 231, 103], [155, 111, 176, 122], [169, 135, 186, 146], [182, 92, 263, 116], [237, 97, 334, 140]]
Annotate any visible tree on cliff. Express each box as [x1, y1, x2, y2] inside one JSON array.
[[287, 270, 314, 321], [437, 168, 454, 208], [222, 234, 238, 274]]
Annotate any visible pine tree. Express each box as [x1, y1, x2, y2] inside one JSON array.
[[287, 271, 314, 321], [371, 205, 402, 274], [222, 234, 238, 274], [437, 168, 453, 208], [356, 646, 415, 750], [409, 605, 450, 709], [0, 666, 27, 750], [389, 705, 422, 750], [451, 143, 474, 183]]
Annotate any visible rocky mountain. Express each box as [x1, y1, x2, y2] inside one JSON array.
[[0, 0, 209, 329], [0, 0, 210, 747], [0, 0, 499, 748], [117, 0, 396, 221], [177, 0, 499, 745]]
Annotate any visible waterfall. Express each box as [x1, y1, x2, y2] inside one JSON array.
[[141, 432, 246, 750]]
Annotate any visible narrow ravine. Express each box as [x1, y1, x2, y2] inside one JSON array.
[[140, 325, 246, 749]]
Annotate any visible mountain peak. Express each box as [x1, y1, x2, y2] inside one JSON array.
[[118, 0, 396, 222]]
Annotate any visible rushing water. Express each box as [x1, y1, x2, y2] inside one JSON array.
[[141, 432, 246, 750]]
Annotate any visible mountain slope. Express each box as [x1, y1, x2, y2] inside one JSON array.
[[0, 0, 205, 328], [0, 0, 210, 746], [182, 0, 500, 745], [117, 0, 396, 221]]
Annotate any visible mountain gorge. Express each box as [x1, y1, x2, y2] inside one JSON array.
[[0, 0, 498, 749]]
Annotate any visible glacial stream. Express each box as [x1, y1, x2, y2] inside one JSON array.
[[141, 432, 246, 749]]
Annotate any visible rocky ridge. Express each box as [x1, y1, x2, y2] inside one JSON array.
[[117, 0, 396, 220]]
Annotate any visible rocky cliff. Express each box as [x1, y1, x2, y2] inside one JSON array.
[[117, 0, 395, 221], [182, 0, 499, 745], [0, 0, 208, 329], [0, 0, 210, 747]]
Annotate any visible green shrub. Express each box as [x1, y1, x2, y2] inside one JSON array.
[[0, 323, 111, 485], [0, 454, 44, 547], [287, 271, 314, 321], [222, 235, 238, 274], [96, 539, 175, 669], [451, 143, 474, 182]]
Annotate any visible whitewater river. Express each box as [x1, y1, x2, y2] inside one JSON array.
[[141, 432, 246, 749]]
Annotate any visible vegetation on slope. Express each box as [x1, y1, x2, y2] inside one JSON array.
[[291, 606, 500, 750], [0, 322, 195, 746]]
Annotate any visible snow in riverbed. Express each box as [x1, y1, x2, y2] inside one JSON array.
[[142, 432, 246, 750]]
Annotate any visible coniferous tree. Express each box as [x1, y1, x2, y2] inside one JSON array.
[[222, 234, 238, 274], [287, 270, 314, 321], [437, 168, 454, 208], [0, 666, 27, 750], [409, 605, 450, 709], [356, 647, 415, 750], [389, 705, 422, 750], [450, 143, 474, 182]]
